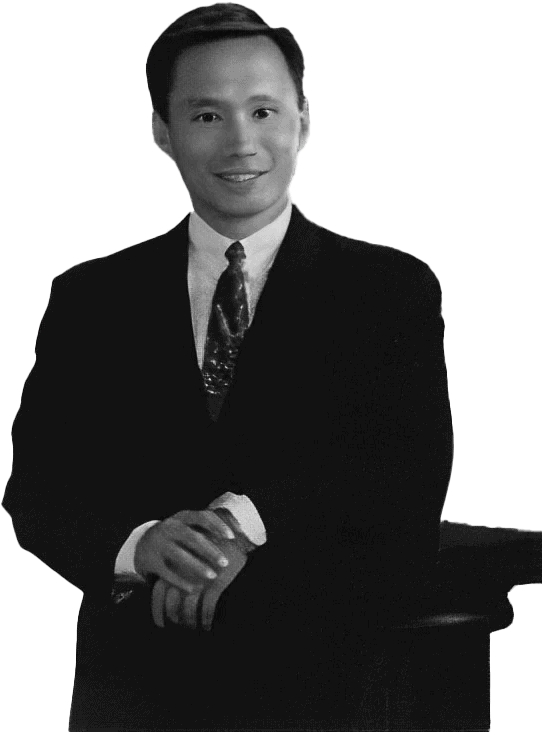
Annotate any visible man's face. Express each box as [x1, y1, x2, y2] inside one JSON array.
[[153, 35, 309, 235]]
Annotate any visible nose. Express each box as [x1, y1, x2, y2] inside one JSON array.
[[224, 114, 257, 158]]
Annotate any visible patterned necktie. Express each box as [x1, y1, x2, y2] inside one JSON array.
[[202, 241, 249, 420]]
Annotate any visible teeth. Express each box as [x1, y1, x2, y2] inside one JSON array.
[[219, 173, 260, 182]]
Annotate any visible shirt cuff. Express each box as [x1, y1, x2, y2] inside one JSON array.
[[114, 493, 266, 579], [208, 492, 267, 546], [114, 520, 160, 576]]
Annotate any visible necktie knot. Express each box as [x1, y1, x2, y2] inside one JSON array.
[[225, 241, 245, 267]]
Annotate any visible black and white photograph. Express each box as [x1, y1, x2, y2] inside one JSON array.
[[1, 2, 540, 730]]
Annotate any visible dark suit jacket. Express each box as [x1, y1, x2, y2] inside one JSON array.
[[3, 205, 453, 729]]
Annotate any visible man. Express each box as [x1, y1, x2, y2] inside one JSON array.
[[2, 3, 453, 730]]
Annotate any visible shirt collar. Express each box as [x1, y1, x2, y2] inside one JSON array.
[[188, 200, 292, 277]]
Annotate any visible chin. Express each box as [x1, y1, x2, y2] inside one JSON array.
[[215, 193, 285, 220]]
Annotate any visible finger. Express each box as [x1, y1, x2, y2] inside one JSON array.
[[152, 579, 167, 628], [179, 510, 235, 541], [200, 587, 220, 632], [165, 585, 183, 624], [158, 564, 200, 595], [165, 543, 219, 583], [174, 528, 230, 571], [181, 591, 200, 631]]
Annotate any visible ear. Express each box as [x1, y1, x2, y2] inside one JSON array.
[[152, 111, 174, 159], [297, 98, 310, 152]]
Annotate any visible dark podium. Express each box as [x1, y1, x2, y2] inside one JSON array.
[[371, 521, 542, 730], [113, 521, 542, 731]]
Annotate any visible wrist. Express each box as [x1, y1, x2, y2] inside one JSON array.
[[207, 492, 266, 547], [116, 520, 160, 579], [212, 507, 257, 554]]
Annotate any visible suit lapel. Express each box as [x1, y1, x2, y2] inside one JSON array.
[[149, 206, 339, 431], [143, 215, 209, 425], [218, 205, 339, 426], [125, 206, 340, 506]]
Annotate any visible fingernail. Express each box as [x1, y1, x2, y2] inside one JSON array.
[[206, 569, 217, 579], [218, 557, 229, 567]]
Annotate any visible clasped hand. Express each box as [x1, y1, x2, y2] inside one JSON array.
[[134, 509, 249, 630]]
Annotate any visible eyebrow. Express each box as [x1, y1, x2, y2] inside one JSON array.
[[184, 94, 281, 108]]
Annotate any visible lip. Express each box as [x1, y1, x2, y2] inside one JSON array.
[[215, 169, 268, 176], [214, 170, 267, 183]]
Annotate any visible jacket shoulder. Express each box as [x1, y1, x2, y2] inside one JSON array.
[[302, 213, 441, 299], [52, 222, 186, 293]]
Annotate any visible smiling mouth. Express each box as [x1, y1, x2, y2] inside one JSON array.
[[215, 172, 266, 183]]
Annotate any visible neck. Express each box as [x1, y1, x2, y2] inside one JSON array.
[[193, 196, 289, 239]]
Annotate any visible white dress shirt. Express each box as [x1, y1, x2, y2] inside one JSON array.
[[188, 200, 292, 367], [114, 201, 293, 575]]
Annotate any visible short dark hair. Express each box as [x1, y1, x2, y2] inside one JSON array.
[[146, 3, 305, 124]]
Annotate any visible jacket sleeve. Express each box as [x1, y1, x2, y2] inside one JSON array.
[[342, 261, 453, 619], [2, 273, 146, 597]]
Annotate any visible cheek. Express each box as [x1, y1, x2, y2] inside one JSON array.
[[171, 132, 217, 169], [270, 123, 301, 160]]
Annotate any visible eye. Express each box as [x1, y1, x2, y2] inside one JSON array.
[[193, 112, 220, 123], [253, 108, 276, 120]]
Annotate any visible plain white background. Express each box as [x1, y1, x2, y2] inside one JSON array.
[[1, 2, 540, 729]]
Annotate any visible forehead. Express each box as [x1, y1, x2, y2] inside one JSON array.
[[170, 35, 295, 102]]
